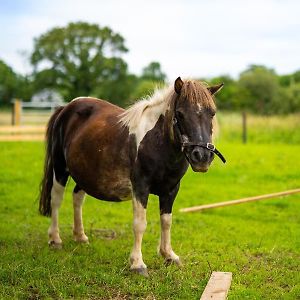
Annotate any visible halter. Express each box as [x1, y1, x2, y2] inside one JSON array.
[[172, 115, 226, 164]]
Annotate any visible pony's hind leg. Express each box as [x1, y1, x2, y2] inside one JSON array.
[[48, 176, 66, 248], [72, 185, 89, 243]]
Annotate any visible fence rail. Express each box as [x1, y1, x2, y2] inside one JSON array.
[[0, 126, 46, 133], [11, 99, 62, 126], [0, 125, 45, 141]]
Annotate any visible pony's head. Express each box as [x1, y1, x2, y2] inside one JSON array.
[[172, 77, 223, 172]]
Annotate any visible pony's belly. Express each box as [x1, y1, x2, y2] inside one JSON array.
[[69, 164, 132, 201], [106, 177, 132, 201], [83, 175, 132, 202]]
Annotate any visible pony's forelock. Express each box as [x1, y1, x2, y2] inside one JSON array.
[[179, 80, 216, 110]]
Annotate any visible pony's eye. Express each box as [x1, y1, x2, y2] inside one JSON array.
[[176, 111, 184, 120]]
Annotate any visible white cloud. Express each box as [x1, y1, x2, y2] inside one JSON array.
[[0, 0, 299, 79]]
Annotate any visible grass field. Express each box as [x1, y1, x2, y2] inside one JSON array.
[[0, 138, 299, 299], [217, 112, 300, 145]]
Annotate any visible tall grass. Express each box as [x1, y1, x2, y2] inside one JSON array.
[[217, 112, 300, 144]]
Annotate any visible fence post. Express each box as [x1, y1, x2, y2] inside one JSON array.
[[11, 102, 15, 125], [12, 99, 22, 126], [242, 111, 247, 144]]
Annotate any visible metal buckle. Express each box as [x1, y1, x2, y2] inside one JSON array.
[[206, 143, 215, 151]]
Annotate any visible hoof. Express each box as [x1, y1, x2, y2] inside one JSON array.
[[76, 239, 89, 244], [131, 267, 149, 277], [74, 236, 89, 244], [48, 240, 62, 249], [175, 258, 183, 267], [73, 230, 89, 243], [165, 258, 183, 267]]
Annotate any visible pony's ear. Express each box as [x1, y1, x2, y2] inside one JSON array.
[[208, 83, 224, 95], [174, 77, 183, 94]]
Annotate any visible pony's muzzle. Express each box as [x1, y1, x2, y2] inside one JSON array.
[[189, 146, 214, 172], [191, 146, 214, 163]]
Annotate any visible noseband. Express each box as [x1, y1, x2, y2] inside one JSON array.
[[173, 116, 226, 164]]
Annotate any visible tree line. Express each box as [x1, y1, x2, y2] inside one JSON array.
[[0, 21, 299, 114], [208, 65, 300, 114]]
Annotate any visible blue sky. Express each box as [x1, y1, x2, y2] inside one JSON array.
[[0, 0, 300, 80]]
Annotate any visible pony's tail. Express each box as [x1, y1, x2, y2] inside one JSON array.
[[39, 106, 64, 216]]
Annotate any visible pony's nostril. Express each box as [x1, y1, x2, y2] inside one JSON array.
[[191, 149, 202, 162]]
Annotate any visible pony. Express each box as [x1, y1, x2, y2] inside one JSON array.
[[39, 77, 225, 276]]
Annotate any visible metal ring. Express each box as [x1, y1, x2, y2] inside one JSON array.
[[206, 143, 215, 151]]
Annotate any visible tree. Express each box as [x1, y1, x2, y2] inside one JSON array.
[[129, 80, 161, 101], [31, 22, 130, 105], [238, 65, 281, 114], [279, 74, 293, 87], [281, 82, 300, 113], [0, 59, 33, 105], [125, 62, 167, 102], [0, 60, 19, 105], [141, 62, 166, 82], [209, 75, 244, 111], [279, 70, 300, 87]]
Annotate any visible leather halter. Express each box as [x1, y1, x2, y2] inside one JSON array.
[[172, 115, 226, 164]]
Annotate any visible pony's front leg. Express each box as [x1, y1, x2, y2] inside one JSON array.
[[158, 185, 182, 266], [130, 194, 148, 276]]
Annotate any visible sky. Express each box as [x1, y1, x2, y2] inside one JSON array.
[[0, 0, 300, 80]]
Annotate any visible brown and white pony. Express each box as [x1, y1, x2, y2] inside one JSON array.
[[39, 77, 224, 276]]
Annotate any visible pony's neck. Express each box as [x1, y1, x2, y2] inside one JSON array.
[[120, 86, 174, 150]]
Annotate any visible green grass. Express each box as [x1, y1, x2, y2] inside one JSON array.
[[217, 112, 300, 144], [0, 140, 300, 299]]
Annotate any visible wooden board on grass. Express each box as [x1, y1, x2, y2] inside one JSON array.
[[200, 271, 232, 300]]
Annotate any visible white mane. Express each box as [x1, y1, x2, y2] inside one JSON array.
[[120, 85, 173, 149]]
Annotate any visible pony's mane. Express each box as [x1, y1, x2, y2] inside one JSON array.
[[120, 79, 215, 131], [119, 85, 173, 130]]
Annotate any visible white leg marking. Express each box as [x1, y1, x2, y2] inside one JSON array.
[[73, 190, 89, 243], [130, 197, 147, 270], [48, 177, 64, 245], [159, 214, 180, 262]]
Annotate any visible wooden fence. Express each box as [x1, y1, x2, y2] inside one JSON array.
[[11, 99, 57, 126], [0, 99, 57, 141], [0, 125, 45, 141], [2, 101, 249, 142]]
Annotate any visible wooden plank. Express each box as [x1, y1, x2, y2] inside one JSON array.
[[200, 272, 232, 300], [22, 102, 62, 108], [180, 188, 300, 213], [0, 134, 44, 141], [0, 126, 46, 133]]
